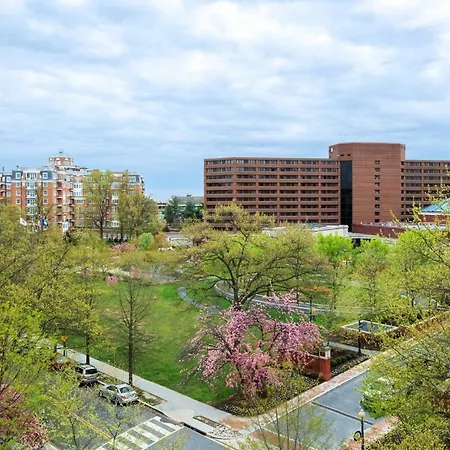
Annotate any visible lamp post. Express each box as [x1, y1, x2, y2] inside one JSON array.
[[358, 319, 362, 356], [358, 408, 365, 450]]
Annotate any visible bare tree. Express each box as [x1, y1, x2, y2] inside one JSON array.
[[114, 270, 152, 385]]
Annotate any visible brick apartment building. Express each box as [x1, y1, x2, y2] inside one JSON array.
[[0, 150, 144, 236], [204, 143, 450, 230]]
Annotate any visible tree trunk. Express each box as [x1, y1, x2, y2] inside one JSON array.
[[128, 329, 133, 386], [100, 221, 104, 240], [85, 334, 90, 365]]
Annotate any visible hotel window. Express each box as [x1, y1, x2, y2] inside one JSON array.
[[43, 199, 48, 204], [16, 190, 20, 196], [16, 199, 20, 204], [42, 173, 48, 180], [43, 190, 48, 196], [15, 172, 21, 180], [43, 182, 48, 187], [374, 175, 380, 180], [375, 160, 380, 165], [15, 182, 21, 187]]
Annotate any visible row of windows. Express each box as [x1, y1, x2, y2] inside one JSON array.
[[205, 159, 339, 165]]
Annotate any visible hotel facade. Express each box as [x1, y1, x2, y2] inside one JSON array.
[[204, 143, 450, 230]]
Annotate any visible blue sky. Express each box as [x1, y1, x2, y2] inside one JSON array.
[[1, 0, 450, 200]]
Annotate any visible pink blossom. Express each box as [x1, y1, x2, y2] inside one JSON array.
[[190, 292, 322, 398], [106, 275, 118, 285]]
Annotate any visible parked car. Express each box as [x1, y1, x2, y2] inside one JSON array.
[[98, 384, 139, 405], [52, 353, 73, 370], [74, 364, 99, 385]]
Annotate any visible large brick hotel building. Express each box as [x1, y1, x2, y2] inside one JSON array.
[[204, 143, 450, 230]]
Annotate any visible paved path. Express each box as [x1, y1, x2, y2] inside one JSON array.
[[66, 348, 231, 436]]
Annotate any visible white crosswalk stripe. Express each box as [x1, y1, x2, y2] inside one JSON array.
[[97, 416, 183, 450]]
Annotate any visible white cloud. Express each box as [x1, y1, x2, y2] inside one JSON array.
[[2, 0, 450, 199], [0, 0, 26, 14]]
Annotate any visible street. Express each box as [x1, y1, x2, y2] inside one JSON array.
[[50, 385, 225, 450], [265, 372, 380, 449]]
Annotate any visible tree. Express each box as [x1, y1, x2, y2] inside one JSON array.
[[182, 205, 311, 310], [68, 231, 106, 364], [317, 234, 354, 313], [182, 199, 197, 221], [353, 238, 391, 319], [0, 206, 106, 447], [277, 226, 324, 303], [238, 401, 334, 450], [360, 323, 450, 449], [83, 170, 115, 239], [183, 293, 321, 399], [164, 196, 182, 228], [108, 270, 152, 386], [138, 232, 154, 251], [118, 191, 160, 239]]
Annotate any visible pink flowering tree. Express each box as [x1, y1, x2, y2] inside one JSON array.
[[0, 385, 47, 449], [184, 293, 321, 398]]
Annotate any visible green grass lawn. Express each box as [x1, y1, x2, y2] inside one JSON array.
[[69, 280, 233, 405], [185, 278, 231, 309]]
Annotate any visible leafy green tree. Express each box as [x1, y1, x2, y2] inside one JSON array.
[[0, 206, 105, 446], [278, 226, 324, 303], [317, 234, 354, 313], [118, 191, 160, 239], [361, 324, 450, 449], [182, 199, 197, 220], [353, 238, 391, 319], [83, 170, 115, 239], [138, 232, 154, 251], [182, 205, 314, 310], [164, 196, 182, 228]]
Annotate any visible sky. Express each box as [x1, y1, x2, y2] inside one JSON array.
[[1, 0, 450, 200]]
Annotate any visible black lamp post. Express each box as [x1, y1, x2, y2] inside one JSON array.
[[358, 409, 366, 449], [358, 319, 362, 356]]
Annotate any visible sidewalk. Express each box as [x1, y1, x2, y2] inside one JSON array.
[[66, 348, 232, 436], [328, 341, 379, 357]]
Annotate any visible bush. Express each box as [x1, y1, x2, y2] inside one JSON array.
[[138, 233, 154, 251]]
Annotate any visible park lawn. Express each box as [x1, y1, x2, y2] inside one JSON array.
[[71, 280, 233, 405], [185, 278, 231, 309]]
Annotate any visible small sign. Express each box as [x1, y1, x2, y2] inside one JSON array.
[[61, 335, 68, 343], [353, 431, 362, 442]]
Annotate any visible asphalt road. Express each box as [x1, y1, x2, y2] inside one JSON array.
[[266, 372, 381, 449], [50, 385, 225, 450]]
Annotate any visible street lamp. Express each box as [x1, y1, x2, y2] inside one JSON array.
[[358, 319, 362, 356], [358, 408, 365, 450]]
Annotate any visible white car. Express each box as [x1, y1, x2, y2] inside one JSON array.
[[99, 384, 139, 405]]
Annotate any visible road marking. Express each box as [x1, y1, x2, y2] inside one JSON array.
[[118, 432, 148, 449], [69, 411, 110, 440], [96, 416, 182, 450], [132, 426, 159, 442]]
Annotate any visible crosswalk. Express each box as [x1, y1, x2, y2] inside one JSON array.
[[97, 416, 183, 450]]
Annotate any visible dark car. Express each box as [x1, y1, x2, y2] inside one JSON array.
[[74, 364, 99, 385], [52, 353, 73, 370]]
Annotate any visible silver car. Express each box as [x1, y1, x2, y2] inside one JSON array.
[[99, 384, 139, 405], [75, 364, 99, 385]]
